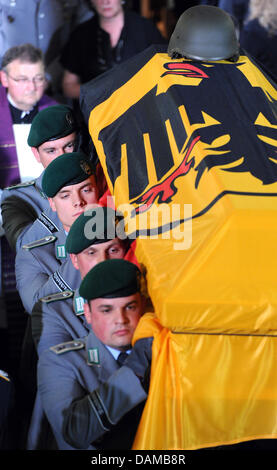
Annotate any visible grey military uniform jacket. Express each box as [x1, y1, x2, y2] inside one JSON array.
[[15, 207, 80, 314], [32, 288, 88, 356], [1, 172, 49, 251], [27, 289, 88, 450], [38, 330, 147, 450]]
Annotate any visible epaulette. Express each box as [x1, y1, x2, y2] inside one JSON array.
[[22, 235, 56, 251], [50, 339, 85, 355], [6, 180, 36, 190], [40, 290, 73, 303], [0, 369, 10, 382]]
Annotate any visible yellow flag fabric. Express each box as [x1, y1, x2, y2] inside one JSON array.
[[132, 313, 277, 449], [80, 45, 277, 449]]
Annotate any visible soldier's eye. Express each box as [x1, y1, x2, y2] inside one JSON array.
[[100, 308, 112, 314], [110, 247, 119, 253], [65, 143, 74, 150]]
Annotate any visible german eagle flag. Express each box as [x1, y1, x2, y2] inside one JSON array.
[[81, 44, 277, 450]]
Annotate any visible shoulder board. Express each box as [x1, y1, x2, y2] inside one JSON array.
[[40, 290, 73, 303], [0, 369, 10, 382], [50, 339, 85, 355], [6, 180, 36, 190], [22, 235, 57, 251]]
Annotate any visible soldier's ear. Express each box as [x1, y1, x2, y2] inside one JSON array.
[[83, 301, 92, 325], [31, 147, 41, 164], [69, 253, 79, 271], [48, 197, 56, 212]]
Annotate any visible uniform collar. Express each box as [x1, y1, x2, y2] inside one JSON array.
[[73, 288, 85, 316], [105, 345, 131, 361], [85, 331, 121, 380], [36, 170, 47, 196], [7, 93, 34, 118], [55, 229, 68, 259]]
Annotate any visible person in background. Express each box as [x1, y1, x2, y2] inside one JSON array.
[[60, 0, 166, 100], [218, 0, 249, 33], [239, 0, 277, 81], [0, 43, 56, 191], [0, 0, 94, 98]]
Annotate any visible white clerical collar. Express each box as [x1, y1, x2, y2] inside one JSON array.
[[105, 345, 131, 361], [7, 93, 34, 118]]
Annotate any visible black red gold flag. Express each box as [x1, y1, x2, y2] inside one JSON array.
[[81, 44, 277, 449]]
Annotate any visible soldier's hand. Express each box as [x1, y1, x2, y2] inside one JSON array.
[[124, 337, 153, 392]]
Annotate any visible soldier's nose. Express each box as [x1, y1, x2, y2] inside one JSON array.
[[96, 250, 108, 263], [72, 196, 84, 207]]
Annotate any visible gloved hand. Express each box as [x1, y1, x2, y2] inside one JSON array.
[[124, 337, 153, 392]]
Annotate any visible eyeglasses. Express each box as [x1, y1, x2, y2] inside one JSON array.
[[5, 73, 46, 86]]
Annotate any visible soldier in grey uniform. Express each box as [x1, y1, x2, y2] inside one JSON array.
[[1, 104, 79, 251], [27, 207, 136, 449], [37, 259, 151, 449], [32, 206, 134, 356], [15, 151, 98, 314]]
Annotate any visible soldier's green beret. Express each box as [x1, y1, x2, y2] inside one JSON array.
[[27, 104, 78, 147], [66, 207, 127, 254], [42, 152, 95, 198], [79, 259, 141, 301]]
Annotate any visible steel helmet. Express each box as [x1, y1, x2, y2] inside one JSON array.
[[168, 5, 239, 62]]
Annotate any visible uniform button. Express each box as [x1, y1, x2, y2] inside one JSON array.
[[39, 34, 44, 40], [39, 13, 45, 18]]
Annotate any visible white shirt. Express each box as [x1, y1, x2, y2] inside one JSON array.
[[105, 345, 131, 361]]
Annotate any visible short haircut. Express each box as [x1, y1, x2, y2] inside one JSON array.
[[1, 43, 43, 70]]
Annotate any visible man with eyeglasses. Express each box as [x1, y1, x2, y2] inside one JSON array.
[[0, 43, 56, 191], [0, 1, 94, 98]]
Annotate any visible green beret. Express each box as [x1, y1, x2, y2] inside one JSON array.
[[42, 152, 95, 197], [27, 105, 78, 147], [79, 259, 141, 301], [66, 207, 127, 254]]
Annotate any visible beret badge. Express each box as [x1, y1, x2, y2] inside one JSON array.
[[66, 112, 74, 126], [80, 160, 93, 176]]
